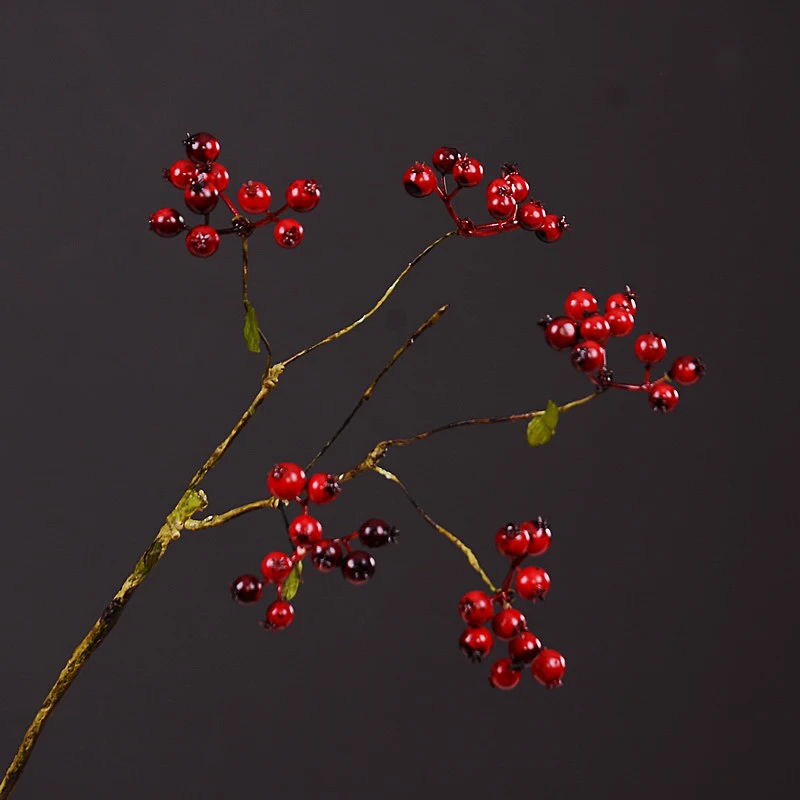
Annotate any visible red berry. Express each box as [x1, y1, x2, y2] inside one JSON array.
[[487, 192, 517, 220], [520, 517, 552, 557], [458, 590, 494, 626], [579, 314, 611, 344], [634, 332, 667, 364], [518, 201, 547, 231], [570, 340, 606, 373], [495, 523, 532, 559], [264, 600, 294, 631], [403, 162, 437, 197], [540, 315, 578, 350], [432, 146, 461, 174], [237, 181, 272, 214], [274, 218, 304, 249], [516, 566, 551, 602], [492, 608, 527, 640], [459, 626, 494, 663], [185, 225, 220, 258], [489, 658, 522, 690], [231, 574, 262, 605], [605, 307, 636, 337], [289, 513, 323, 547], [502, 168, 530, 203], [307, 473, 341, 505], [184, 180, 219, 214], [342, 551, 376, 585], [669, 355, 705, 386], [452, 156, 484, 187], [184, 132, 221, 164], [310, 539, 343, 573], [164, 159, 197, 189], [267, 462, 307, 500], [535, 214, 567, 242], [509, 631, 542, 664], [565, 288, 598, 321], [486, 178, 510, 196], [149, 207, 185, 238], [606, 287, 637, 315], [531, 648, 566, 688], [196, 162, 230, 192], [648, 382, 680, 413], [261, 551, 293, 583], [286, 179, 321, 212], [358, 518, 399, 548]]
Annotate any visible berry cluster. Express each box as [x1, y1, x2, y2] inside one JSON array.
[[403, 147, 568, 241], [230, 462, 398, 629], [458, 517, 565, 690], [540, 286, 705, 412], [149, 132, 320, 257]]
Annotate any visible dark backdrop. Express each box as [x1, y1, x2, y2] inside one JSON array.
[[1, 1, 797, 798]]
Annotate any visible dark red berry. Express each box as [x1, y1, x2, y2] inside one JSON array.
[[487, 192, 517, 220], [580, 314, 611, 344], [358, 518, 398, 548], [289, 513, 323, 547], [540, 315, 578, 350], [495, 523, 532, 559], [274, 218, 304, 249], [634, 332, 667, 364], [669, 355, 705, 386], [267, 463, 307, 500], [432, 146, 461, 174], [565, 288, 598, 321], [403, 162, 438, 197], [516, 566, 551, 602], [570, 340, 606, 373], [535, 214, 568, 242], [149, 207, 185, 238], [486, 177, 509, 195], [197, 162, 230, 192], [310, 539, 343, 573], [605, 307, 636, 337], [531, 648, 566, 688], [237, 181, 272, 214], [185, 225, 220, 258], [520, 517, 552, 557], [452, 156, 484, 187], [648, 382, 680, 413], [459, 626, 494, 663], [184, 132, 221, 164], [307, 473, 341, 505], [606, 287, 637, 315], [264, 600, 294, 631], [231, 574, 262, 605], [492, 608, 527, 640], [509, 631, 543, 664], [342, 551, 376, 585], [518, 201, 547, 231], [458, 590, 494, 626], [502, 168, 530, 203], [261, 551, 293, 583], [184, 181, 219, 214], [286, 179, 321, 212], [165, 159, 197, 189], [489, 658, 522, 690]]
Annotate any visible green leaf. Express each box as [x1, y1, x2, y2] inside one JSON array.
[[243, 301, 261, 354], [283, 561, 303, 601], [526, 400, 560, 447]]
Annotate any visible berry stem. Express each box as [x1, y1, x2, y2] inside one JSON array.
[[241, 238, 273, 363], [220, 191, 241, 216]]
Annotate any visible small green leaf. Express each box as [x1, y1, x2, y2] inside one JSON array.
[[526, 400, 560, 447], [283, 561, 303, 601], [243, 301, 261, 354]]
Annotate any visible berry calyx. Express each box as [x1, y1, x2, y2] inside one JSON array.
[[237, 181, 272, 214], [535, 214, 568, 242], [432, 146, 461, 174], [286, 179, 321, 212], [669, 355, 705, 386], [310, 540, 343, 573], [459, 626, 494, 663], [231, 574, 262, 604], [492, 608, 527, 640], [579, 314, 611, 344], [509, 631, 543, 664], [605, 307, 636, 337], [518, 201, 547, 231], [261, 551, 293, 583], [565, 288, 598, 321], [501, 167, 530, 203], [403, 163, 437, 198], [488, 658, 522, 690], [458, 590, 494, 626], [196, 162, 230, 191], [516, 566, 551, 602], [358, 518, 399, 548], [487, 191, 517, 220], [307, 473, 341, 505], [184, 181, 219, 214], [531, 648, 566, 688], [606, 286, 637, 315], [185, 225, 220, 258], [184, 132, 221, 164], [274, 218, 304, 249], [264, 600, 294, 631], [267, 462, 307, 500], [634, 332, 667, 364], [648, 382, 680, 413], [495, 523, 532, 559], [149, 207, 185, 238], [520, 517, 552, 557], [165, 159, 197, 189], [452, 156, 484, 187], [570, 340, 606, 373], [540, 315, 578, 350], [289, 513, 324, 547], [342, 551, 376, 585]]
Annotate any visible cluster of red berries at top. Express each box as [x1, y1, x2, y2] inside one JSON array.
[[459, 517, 565, 690], [230, 462, 398, 630], [148, 132, 321, 258], [540, 286, 705, 413], [403, 146, 568, 241]]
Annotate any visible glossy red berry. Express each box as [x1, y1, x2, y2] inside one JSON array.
[[274, 218, 304, 249], [149, 207, 185, 238], [261, 551, 293, 583], [669, 355, 705, 386], [264, 600, 294, 631], [492, 608, 527, 640], [289, 513, 323, 547], [486, 178, 509, 196], [531, 648, 566, 688], [487, 191, 517, 220], [648, 382, 680, 413], [460, 626, 494, 663], [502, 168, 530, 203], [520, 517, 552, 557], [452, 156, 484, 187], [565, 288, 598, 321], [310, 539, 343, 573], [580, 314, 611, 344], [518, 201, 547, 231], [570, 340, 606, 373], [184, 132, 221, 164], [196, 162, 230, 192], [164, 159, 197, 189], [458, 590, 494, 626], [185, 225, 220, 258], [605, 307, 636, 337], [286, 179, 321, 212], [184, 181, 219, 214], [358, 518, 398, 548], [540, 315, 578, 350], [495, 523, 532, 559], [606, 287, 637, 315], [634, 332, 667, 364], [307, 473, 341, 505], [509, 631, 543, 664], [238, 181, 271, 214], [403, 163, 437, 197], [516, 566, 551, 602], [535, 214, 567, 242], [489, 658, 522, 690], [342, 551, 376, 585], [267, 463, 306, 500], [231, 574, 262, 605], [432, 146, 461, 174]]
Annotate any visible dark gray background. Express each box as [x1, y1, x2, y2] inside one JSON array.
[[1, 1, 797, 797]]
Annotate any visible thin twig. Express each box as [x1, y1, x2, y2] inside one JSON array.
[[184, 498, 280, 530]]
